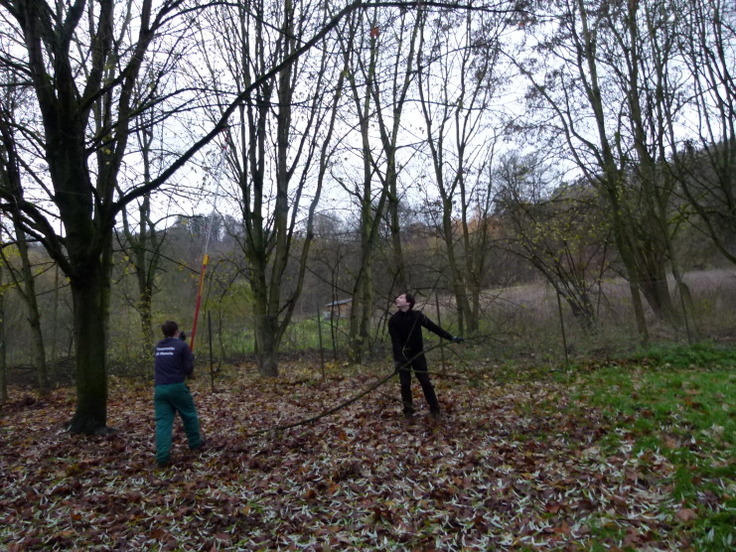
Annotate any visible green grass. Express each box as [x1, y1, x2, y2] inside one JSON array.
[[566, 343, 736, 550], [632, 341, 736, 369]]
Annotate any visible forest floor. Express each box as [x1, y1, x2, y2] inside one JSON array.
[[1, 354, 735, 551]]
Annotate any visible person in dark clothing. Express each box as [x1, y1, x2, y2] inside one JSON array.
[[153, 320, 204, 467], [388, 292, 463, 418]]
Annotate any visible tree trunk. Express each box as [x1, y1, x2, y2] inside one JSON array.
[[348, 268, 373, 364], [608, 192, 650, 343], [388, 189, 407, 293], [637, 262, 675, 323], [0, 263, 6, 403], [137, 283, 155, 349], [628, 280, 649, 348], [442, 205, 472, 335], [68, 259, 110, 434], [15, 226, 49, 395], [253, 307, 279, 378], [342, 13, 388, 365]]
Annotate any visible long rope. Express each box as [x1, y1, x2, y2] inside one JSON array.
[[232, 334, 498, 441], [204, 267, 501, 443]]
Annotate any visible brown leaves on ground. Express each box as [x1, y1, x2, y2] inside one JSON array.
[[0, 366, 694, 550]]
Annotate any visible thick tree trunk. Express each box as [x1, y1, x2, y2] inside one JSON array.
[[638, 267, 676, 323], [628, 280, 649, 348], [249, 255, 280, 378], [347, 270, 373, 364], [68, 261, 110, 434], [254, 310, 279, 378], [136, 277, 155, 350]]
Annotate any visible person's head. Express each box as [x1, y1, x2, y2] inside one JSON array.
[[161, 320, 179, 338], [395, 292, 415, 311]]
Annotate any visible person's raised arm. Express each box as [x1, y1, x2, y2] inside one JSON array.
[[421, 314, 461, 342]]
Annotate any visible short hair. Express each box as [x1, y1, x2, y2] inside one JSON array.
[[161, 320, 179, 337], [404, 292, 416, 309]]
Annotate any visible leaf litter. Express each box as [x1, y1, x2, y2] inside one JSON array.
[[0, 365, 706, 550]]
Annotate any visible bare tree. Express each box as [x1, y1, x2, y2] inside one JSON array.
[[0, 0, 226, 433], [192, 0, 346, 376], [672, 0, 736, 266], [369, 9, 427, 295], [0, 92, 49, 394], [514, 0, 701, 342], [496, 153, 611, 331], [333, 8, 397, 363], [0, 0, 369, 430], [414, 7, 510, 334]]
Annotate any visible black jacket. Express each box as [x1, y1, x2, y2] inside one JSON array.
[[388, 309, 453, 362], [154, 337, 195, 385]]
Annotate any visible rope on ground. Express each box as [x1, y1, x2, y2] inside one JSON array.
[[247, 368, 398, 438], [239, 336, 487, 439]]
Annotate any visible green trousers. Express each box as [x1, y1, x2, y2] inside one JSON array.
[[154, 382, 202, 465]]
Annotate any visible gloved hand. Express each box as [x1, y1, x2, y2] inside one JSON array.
[[451, 336, 464, 343]]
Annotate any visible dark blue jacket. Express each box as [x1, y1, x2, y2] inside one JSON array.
[[154, 337, 195, 385]]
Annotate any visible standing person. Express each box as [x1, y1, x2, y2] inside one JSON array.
[[388, 292, 463, 419], [153, 320, 204, 467]]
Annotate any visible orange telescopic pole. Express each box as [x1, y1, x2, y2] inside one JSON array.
[[189, 140, 228, 352], [189, 253, 209, 352]]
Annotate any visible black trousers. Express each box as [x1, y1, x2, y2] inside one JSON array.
[[398, 354, 440, 414]]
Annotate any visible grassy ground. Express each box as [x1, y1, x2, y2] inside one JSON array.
[[1, 344, 734, 550], [561, 344, 736, 551]]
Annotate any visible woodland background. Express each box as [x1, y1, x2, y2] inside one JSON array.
[[0, 0, 735, 434], [1, 1, 736, 548], [2, 213, 736, 385]]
